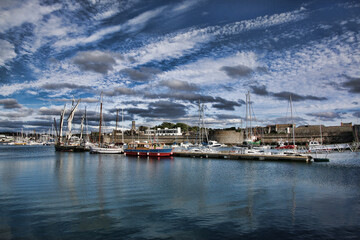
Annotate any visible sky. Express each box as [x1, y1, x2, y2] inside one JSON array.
[[0, 0, 359, 133]]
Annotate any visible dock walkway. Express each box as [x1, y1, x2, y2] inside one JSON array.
[[173, 151, 312, 163]]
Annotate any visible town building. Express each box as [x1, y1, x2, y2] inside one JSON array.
[[144, 127, 182, 136]]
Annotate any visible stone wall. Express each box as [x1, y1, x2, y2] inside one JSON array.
[[261, 125, 354, 145], [107, 125, 356, 145], [209, 130, 244, 145]]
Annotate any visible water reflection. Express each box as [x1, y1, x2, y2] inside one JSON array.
[[244, 161, 255, 230], [1, 146, 360, 239], [291, 169, 297, 224]]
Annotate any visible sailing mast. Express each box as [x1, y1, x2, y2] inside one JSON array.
[[99, 93, 103, 146], [290, 95, 296, 147], [249, 92, 252, 138], [245, 91, 253, 140], [200, 103, 208, 143], [84, 107, 88, 143], [122, 108, 124, 144], [115, 109, 119, 144], [80, 111, 85, 143], [54, 118, 58, 143], [198, 99, 201, 145], [320, 123, 323, 145]]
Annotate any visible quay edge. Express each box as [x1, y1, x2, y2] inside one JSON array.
[[173, 151, 312, 163]]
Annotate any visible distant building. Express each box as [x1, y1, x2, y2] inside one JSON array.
[[341, 122, 352, 127], [266, 124, 294, 134], [0, 135, 14, 142], [131, 121, 136, 131], [145, 127, 182, 136]]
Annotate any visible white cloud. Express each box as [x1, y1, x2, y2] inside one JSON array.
[[0, 0, 61, 33], [211, 8, 308, 36], [171, 0, 201, 13], [122, 7, 308, 67], [267, 31, 360, 96], [54, 24, 123, 48], [0, 82, 31, 96], [39, 15, 75, 37], [22, 15, 78, 53], [0, 61, 102, 96], [26, 90, 38, 95], [55, 4, 306, 56], [55, 6, 165, 48], [0, 40, 16, 66], [94, 8, 120, 21], [157, 51, 260, 85], [125, 6, 165, 32], [126, 29, 212, 65]]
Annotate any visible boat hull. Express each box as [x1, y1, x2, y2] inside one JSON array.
[[90, 146, 123, 154], [124, 148, 173, 157], [55, 144, 88, 152], [276, 145, 296, 149], [55, 145, 75, 152]]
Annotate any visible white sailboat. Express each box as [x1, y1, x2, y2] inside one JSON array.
[[89, 93, 123, 154], [243, 91, 261, 146]]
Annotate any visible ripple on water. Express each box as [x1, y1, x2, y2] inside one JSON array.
[[0, 146, 359, 239]]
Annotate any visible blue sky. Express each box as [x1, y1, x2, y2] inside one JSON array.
[[0, 0, 359, 133]]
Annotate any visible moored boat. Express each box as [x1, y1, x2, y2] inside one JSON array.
[[124, 142, 173, 157], [207, 140, 226, 148], [55, 143, 80, 152], [90, 144, 123, 154], [54, 99, 85, 152]]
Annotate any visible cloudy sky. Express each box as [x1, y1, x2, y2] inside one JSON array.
[[0, 0, 359, 133]]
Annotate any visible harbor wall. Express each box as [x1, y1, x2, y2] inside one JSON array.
[[115, 130, 245, 145], [104, 125, 355, 145], [208, 130, 244, 144], [258, 125, 354, 145]]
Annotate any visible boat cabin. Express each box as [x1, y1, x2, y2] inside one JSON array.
[[128, 142, 167, 149]]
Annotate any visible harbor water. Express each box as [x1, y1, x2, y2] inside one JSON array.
[[0, 145, 359, 239]]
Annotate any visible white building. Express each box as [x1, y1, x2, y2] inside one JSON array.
[[0, 135, 14, 142], [145, 127, 182, 136]]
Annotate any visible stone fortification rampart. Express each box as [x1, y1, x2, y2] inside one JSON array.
[[261, 126, 353, 145], [208, 130, 244, 145], [109, 125, 355, 145]]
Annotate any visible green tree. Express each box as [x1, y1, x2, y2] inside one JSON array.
[[155, 122, 175, 129], [174, 122, 190, 132], [138, 126, 148, 131]]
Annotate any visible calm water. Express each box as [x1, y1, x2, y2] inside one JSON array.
[[0, 146, 359, 239]]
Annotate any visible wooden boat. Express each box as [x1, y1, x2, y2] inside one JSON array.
[[89, 145, 123, 154], [55, 144, 78, 152], [54, 99, 84, 152], [124, 142, 173, 157]]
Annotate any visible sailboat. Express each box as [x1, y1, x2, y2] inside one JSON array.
[[55, 99, 84, 152], [89, 93, 123, 154], [276, 95, 297, 151], [243, 91, 261, 146]]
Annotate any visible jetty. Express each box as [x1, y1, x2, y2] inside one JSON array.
[[173, 151, 312, 163]]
